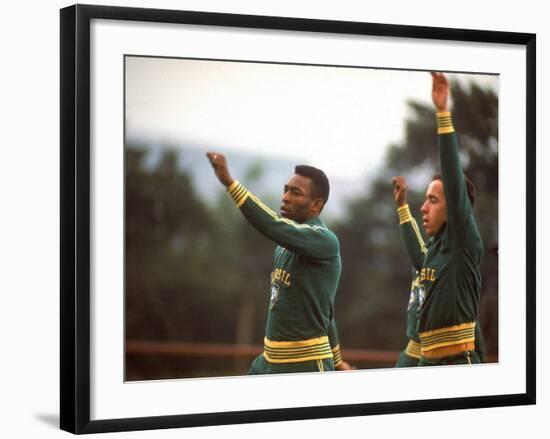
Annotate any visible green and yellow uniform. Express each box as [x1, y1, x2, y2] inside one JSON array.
[[417, 112, 484, 366], [396, 204, 486, 366], [226, 180, 343, 374]]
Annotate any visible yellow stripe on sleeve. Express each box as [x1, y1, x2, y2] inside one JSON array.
[[398, 205, 427, 254], [436, 111, 455, 134], [397, 204, 413, 225], [226, 180, 250, 207], [411, 218, 428, 254], [331, 344, 343, 367]]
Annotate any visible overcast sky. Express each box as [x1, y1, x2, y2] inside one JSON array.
[[125, 56, 498, 188]]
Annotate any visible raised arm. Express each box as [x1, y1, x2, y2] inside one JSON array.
[[207, 152, 339, 259], [431, 72, 473, 241], [393, 176, 426, 270]]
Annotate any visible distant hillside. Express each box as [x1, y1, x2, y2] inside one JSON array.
[[126, 140, 370, 223]]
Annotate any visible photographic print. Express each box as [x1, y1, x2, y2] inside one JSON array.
[[124, 57, 500, 381], [60, 4, 535, 434]]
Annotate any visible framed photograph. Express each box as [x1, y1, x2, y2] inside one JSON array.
[[60, 4, 536, 434]]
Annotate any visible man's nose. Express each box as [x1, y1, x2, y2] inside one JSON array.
[[282, 192, 290, 203], [420, 202, 428, 213]]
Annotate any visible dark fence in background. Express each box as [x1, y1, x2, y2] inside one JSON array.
[[126, 340, 498, 381]]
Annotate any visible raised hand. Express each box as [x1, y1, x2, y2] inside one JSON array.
[[392, 175, 408, 207], [206, 152, 235, 187], [335, 360, 356, 371], [431, 71, 449, 112]]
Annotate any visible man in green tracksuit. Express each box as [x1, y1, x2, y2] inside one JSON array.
[[206, 152, 352, 374], [415, 72, 484, 366], [392, 176, 486, 367]]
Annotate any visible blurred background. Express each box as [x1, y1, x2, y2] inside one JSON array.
[[124, 57, 498, 380]]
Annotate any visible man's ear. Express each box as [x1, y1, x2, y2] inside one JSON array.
[[312, 198, 324, 214]]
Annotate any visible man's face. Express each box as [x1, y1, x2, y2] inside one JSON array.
[[420, 179, 447, 236], [280, 174, 321, 223]]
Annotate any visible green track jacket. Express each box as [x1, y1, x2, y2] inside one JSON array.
[[227, 180, 343, 365], [417, 112, 484, 357]]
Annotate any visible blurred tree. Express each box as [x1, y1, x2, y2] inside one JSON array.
[[333, 80, 499, 355], [126, 147, 223, 346], [126, 148, 278, 378]]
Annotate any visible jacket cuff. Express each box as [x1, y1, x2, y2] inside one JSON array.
[[397, 204, 413, 225], [227, 180, 250, 207], [436, 111, 455, 134]]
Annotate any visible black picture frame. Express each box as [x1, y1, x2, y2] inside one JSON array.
[[60, 4, 536, 434]]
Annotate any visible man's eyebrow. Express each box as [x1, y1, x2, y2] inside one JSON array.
[[286, 184, 304, 192]]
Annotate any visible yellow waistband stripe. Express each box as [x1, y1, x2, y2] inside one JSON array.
[[263, 336, 333, 364], [405, 339, 421, 359], [419, 322, 476, 354], [422, 342, 475, 359], [264, 336, 329, 348]]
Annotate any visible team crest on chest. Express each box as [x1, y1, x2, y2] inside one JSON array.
[[417, 285, 426, 308], [269, 284, 280, 309], [407, 289, 416, 310], [408, 275, 421, 310]]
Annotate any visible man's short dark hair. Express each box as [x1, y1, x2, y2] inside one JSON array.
[[295, 165, 330, 205], [432, 173, 475, 206]]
